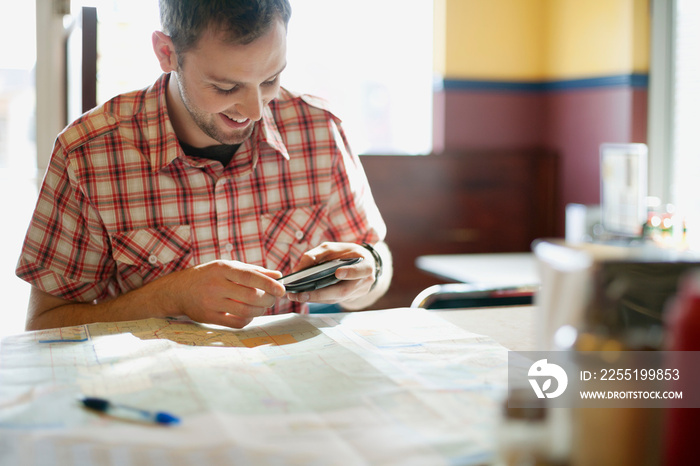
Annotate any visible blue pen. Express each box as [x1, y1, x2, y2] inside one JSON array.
[[78, 396, 180, 425]]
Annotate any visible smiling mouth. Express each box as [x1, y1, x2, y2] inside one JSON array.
[[221, 114, 250, 128]]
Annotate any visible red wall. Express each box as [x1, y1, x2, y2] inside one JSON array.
[[433, 80, 648, 236]]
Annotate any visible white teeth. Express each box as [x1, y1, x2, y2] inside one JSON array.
[[228, 116, 247, 123]]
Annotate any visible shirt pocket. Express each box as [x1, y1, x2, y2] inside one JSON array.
[[110, 225, 193, 286], [261, 204, 329, 271]]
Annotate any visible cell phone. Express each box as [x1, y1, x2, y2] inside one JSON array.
[[279, 257, 363, 292]]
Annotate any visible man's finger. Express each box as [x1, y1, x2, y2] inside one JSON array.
[[222, 263, 286, 297]]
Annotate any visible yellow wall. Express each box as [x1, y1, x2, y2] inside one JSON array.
[[435, 0, 547, 81], [632, 0, 651, 73], [435, 0, 650, 81], [546, 0, 649, 78], [433, 0, 446, 76]]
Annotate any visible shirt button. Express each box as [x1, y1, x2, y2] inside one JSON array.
[[107, 116, 117, 125], [148, 254, 158, 265], [295, 230, 305, 241], [224, 243, 234, 252]]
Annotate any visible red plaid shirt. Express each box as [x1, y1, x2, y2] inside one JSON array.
[[17, 74, 385, 315]]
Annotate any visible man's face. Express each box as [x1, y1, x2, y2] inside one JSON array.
[[169, 20, 287, 147]]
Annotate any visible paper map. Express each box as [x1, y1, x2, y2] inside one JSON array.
[[0, 309, 509, 465]]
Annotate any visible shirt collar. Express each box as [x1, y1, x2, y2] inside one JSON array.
[[144, 74, 181, 173], [258, 106, 290, 161], [145, 74, 289, 173]]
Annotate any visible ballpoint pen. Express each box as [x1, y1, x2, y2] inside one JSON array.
[[78, 396, 181, 425]]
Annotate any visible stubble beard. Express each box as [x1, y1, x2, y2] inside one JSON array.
[[176, 74, 254, 146]]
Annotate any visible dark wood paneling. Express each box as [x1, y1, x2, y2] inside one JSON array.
[[361, 149, 558, 309], [81, 7, 98, 113], [64, 6, 97, 125]]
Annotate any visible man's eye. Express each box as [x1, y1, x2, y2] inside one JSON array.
[[215, 86, 237, 95], [262, 76, 279, 86]]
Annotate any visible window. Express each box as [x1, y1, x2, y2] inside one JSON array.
[[649, 0, 700, 249], [68, 0, 162, 122], [0, 1, 37, 335], [0, 1, 36, 171], [669, 0, 700, 244], [284, 0, 433, 155]]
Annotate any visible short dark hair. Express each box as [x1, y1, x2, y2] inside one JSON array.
[[159, 0, 292, 55]]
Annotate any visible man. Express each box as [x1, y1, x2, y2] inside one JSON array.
[[17, 0, 391, 331]]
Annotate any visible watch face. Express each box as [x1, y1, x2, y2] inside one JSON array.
[[279, 257, 362, 292]]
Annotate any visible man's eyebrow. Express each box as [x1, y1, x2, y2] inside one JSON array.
[[207, 63, 287, 85]]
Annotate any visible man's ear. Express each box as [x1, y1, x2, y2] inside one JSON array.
[[152, 31, 178, 73]]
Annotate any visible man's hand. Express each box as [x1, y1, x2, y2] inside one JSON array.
[[26, 260, 286, 331], [164, 260, 286, 328], [285, 242, 376, 305]]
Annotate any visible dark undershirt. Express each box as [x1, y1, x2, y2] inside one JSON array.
[[179, 140, 241, 167]]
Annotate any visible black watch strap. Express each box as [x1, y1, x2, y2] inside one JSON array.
[[361, 242, 382, 289]]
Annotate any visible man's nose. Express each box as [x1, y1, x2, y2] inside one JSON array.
[[237, 87, 264, 121]]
